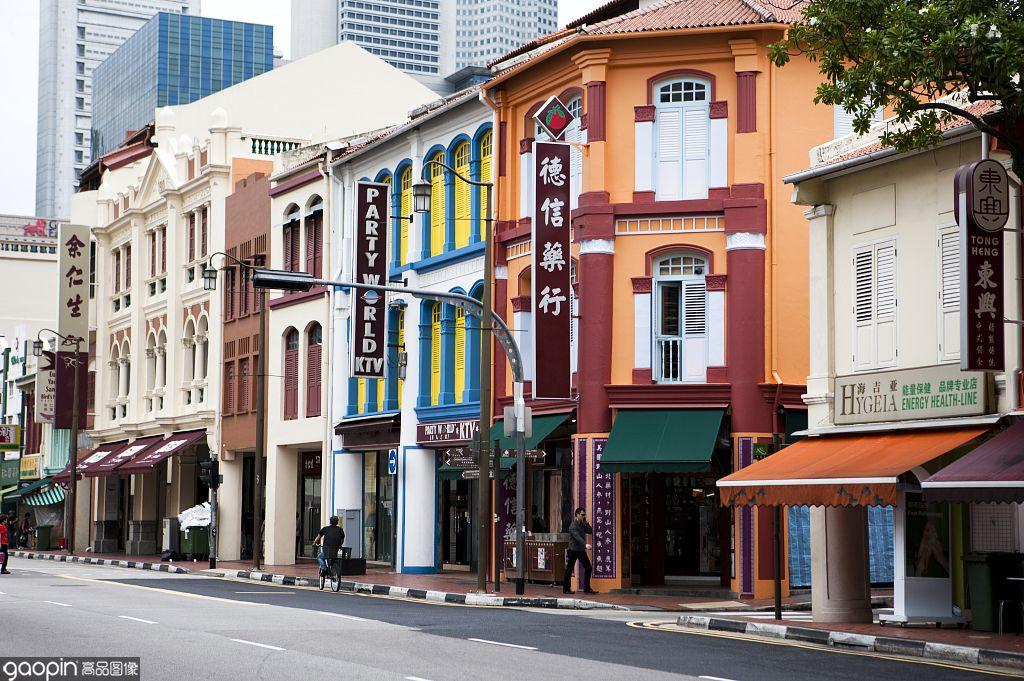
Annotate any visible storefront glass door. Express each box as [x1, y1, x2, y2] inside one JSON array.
[[299, 476, 321, 558], [363, 452, 396, 565]]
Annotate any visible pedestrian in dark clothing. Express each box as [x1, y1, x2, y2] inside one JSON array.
[[562, 507, 596, 594], [0, 514, 10, 574], [19, 513, 32, 549], [314, 516, 345, 575], [530, 505, 548, 534]]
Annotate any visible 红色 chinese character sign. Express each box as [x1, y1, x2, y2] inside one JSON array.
[[352, 181, 389, 378], [532, 141, 571, 399], [56, 224, 90, 428], [957, 159, 1008, 372]]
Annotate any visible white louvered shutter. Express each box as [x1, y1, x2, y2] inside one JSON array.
[[874, 243, 897, 367], [655, 108, 683, 200], [853, 248, 876, 370], [938, 229, 960, 362], [835, 102, 884, 138], [682, 108, 709, 199], [566, 120, 583, 210], [683, 281, 708, 380]]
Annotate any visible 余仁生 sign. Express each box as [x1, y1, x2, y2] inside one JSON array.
[[956, 159, 1009, 372], [532, 141, 572, 399], [55, 223, 90, 428], [352, 181, 389, 378], [833, 365, 989, 425]]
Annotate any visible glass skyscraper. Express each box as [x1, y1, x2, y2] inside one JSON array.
[[91, 13, 274, 157]]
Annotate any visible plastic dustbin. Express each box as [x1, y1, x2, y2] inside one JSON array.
[[965, 553, 1024, 632], [35, 525, 52, 551], [179, 526, 210, 558]]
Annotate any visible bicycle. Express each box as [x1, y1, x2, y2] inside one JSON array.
[[318, 548, 342, 592]]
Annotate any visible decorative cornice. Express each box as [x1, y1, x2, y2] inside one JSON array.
[[803, 204, 835, 220], [705, 274, 727, 291], [634, 105, 655, 123], [725, 232, 766, 251], [494, 265, 509, 281], [709, 100, 728, 119], [579, 238, 614, 255], [631, 276, 652, 294], [519, 137, 534, 154], [511, 295, 530, 313], [606, 383, 731, 409]]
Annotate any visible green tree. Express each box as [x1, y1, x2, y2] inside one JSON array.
[[770, 0, 1024, 177]]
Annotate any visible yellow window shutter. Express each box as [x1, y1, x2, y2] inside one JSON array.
[[397, 310, 405, 408], [400, 168, 411, 265], [455, 142, 470, 248], [430, 155, 445, 257], [454, 307, 466, 404], [479, 131, 492, 238], [430, 303, 441, 405], [357, 378, 366, 415], [377, 378, 385, 412]]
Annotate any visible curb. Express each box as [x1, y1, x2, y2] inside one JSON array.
[[205, 569, 623, 610], [676, 615, 1024, 672], [11, 551, 190, 575]]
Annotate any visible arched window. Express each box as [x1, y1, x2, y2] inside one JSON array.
[[284, 328, 299, 419], [306, 323, 322, 417], [304, 196, 323, 278], [282, 205, 301, 272], [399, 167, 412, 265], [429, 151, 445, 257], [653, 253, 708, 382], [454, 306, 466, 404], [653, 78, 710, 201], [430, 301, 441, 405], [478, 130, 492, 236], [518, 267, 532, 297], [454, 141, 471, 248]]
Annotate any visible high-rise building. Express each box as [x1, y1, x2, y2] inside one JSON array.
[[290, 0, 557, 94], [92, 13, 275, 157], [35, 0, 198, 220]]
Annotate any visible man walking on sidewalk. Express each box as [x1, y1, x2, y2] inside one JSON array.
[[0, 514, 11, 574], [562, 507, 596, 595]]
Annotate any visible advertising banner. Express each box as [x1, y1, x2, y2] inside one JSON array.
[[532, 141, 572, 399], [34, 350, 56, 424], [352, 181, 389, 378], [833, 365, 989, 425]]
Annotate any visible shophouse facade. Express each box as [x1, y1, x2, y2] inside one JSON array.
[[71, 43, 440, 559], [482, 0, 835, 596], [328, 89, 493, 572], [723, 99, 1022, 623]]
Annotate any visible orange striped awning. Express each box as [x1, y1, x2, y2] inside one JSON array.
[[717, 427, 989, 507]]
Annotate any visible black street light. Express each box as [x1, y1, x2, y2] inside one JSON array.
[[411, 180, 432, 215]]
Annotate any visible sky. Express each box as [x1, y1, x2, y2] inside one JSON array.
[[0, 0, 605, 218]]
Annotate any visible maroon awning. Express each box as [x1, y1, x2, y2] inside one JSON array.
[[87, 435, 164, 477], [54, 440, 128, 483], [116, 429, 207, 475], [923, 419, 1024, 502]]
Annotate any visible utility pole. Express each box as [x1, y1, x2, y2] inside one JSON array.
[[66, 342, 82, 555], [477, 176, 494, 593], [253, 272, 267, 571]]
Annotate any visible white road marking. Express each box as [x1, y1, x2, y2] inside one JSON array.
[[230, 638, 285, 651], [405, 676, 433, 681], [43, 601, 72, 607], [321, 612, 368, 622], [233, 591, 295, 595], [700, 676, 741, 681], [700, 611, 812, 622], [118, 615, 157, 624], [467, 638, 536, 651]]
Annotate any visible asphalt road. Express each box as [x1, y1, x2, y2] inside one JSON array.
[[0, 560, 1011, 681]]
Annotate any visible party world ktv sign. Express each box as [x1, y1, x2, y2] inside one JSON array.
[[352, 181, 389, 378]]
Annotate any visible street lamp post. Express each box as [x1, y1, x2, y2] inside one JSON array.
[[203, 252, 266, 571], [34, 329, 83, 555]]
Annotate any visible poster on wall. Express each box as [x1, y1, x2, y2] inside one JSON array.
[[352, 181, 389, 378], [904, 491, 950, 579], [532, 141, 572, 399]]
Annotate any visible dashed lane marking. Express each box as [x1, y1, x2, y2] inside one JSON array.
[[467, 638, 537, 651], [58, 574, 265, 605], [321, 612, 369, 622], [118, 615, 157, 624], [700, 676, 741, 681], [43, 601, 71, 607], [405, 676, 434, 681], [230, 638, 285, 651]]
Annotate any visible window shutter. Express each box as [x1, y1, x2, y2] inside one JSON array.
[[835, 103, 884, 138], [283, 223, 293, 273], [454, 307, 466, 403], [224, 268, 234, 320], [284, 346, 298, 419], [853, 248, 875, 370], [682, 281, 708, 380], [160, 228, 166, 273], [455, 144, 470, 248], [874, 243, 897, 367], [125, 245, 131, 287], [150, 233, 156, 278], [305, 216, 315, 274], [431, 303, 441, 405], [684, 282, 707, 335], [188, 214, 195, 262], [397, 310, 405, 408], [400, 169, 411, 264], [430, 159, 445, 256], [224, 363, 234, 413], [938, 229, 960, 362], [306, 340, 321, 417], [479, 133, 492, 234], [655, 108, 683, 200], [114, 250, 121, 293], [682, 108, 709, 199], [239, 358, 250, 412], [357, 378, 366, 415], [565, 120, 583, 210], [200, 208, 208, 258], [314, 213, 323, 278]]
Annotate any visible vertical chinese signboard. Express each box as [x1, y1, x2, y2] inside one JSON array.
[[56, 224, 90, 428], [957, 159, 1009, 372], [532, 141, 572, 399], [34, 350, 56, 423], [352, 181, 389, 378], [592, 439, 616, 579]]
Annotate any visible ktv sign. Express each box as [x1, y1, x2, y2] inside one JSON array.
[[352, 181, 389, 378]]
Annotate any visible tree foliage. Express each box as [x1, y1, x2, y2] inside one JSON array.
[[770, 0, 1024, 175]]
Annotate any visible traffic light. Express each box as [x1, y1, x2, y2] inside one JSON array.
[[199, 458, 220, 489]]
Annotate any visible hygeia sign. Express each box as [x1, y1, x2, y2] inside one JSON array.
[[353, 181, 389, 378]]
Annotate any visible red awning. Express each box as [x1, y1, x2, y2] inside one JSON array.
[[86, 435, 164, 477], [54, 440, 128, 483], [116, 430, 207, 475], [923, 419, 1024, 502]]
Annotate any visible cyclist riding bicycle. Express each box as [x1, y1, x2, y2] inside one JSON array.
[[314, 515, 345, 577]]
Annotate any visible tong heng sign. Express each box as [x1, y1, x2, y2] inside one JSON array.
[[833, 366, 989, 425], [352, 181, 389, 378]]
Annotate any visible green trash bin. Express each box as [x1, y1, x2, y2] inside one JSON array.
[[35, 525, 52, 551], [965, 553, 1024, 632], [179, 526, 209, 558]]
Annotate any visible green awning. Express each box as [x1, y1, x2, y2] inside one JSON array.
[[488, 413, 570, 452], [600, 409, 725, 473], [0, 485, 17, 499], [24, 484, 65, 507], [6, 476, 53, 500]]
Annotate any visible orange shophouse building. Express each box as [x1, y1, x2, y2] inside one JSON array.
[[483, 0, 831, 597]]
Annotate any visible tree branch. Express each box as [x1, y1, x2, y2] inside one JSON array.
[[913, 101, 1017, 151]]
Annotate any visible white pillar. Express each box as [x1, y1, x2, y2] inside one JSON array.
[[709, 117, 728, 188], [156, 346, 166, 388], [397, 447, 436, 572], [804, 205, 835, 427], [708, 288, 726, 366], [632, 278, 652, 373], [519, 148, 532, 220], [118, 357, 129, 398], [265, 445, 298, 566], [512, 305, 533, 382], [634, 119, 654, 193]]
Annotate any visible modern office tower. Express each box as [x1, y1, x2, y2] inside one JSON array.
[[91, 13, 275, 157], [35, 0, 198, 219], [291, 0, 558, 94]]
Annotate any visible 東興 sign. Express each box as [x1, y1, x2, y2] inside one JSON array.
[[833, 365, 989, 425], [956, 159, 1009, 372], [352, 181, 389, 378], [532, 141, 572, 399]]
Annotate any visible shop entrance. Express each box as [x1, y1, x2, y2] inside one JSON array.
[[441, 478, 473, 568], [363, 451, 396, 565], [298, 452, 322, 559], [629, 472, 728, 586]]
